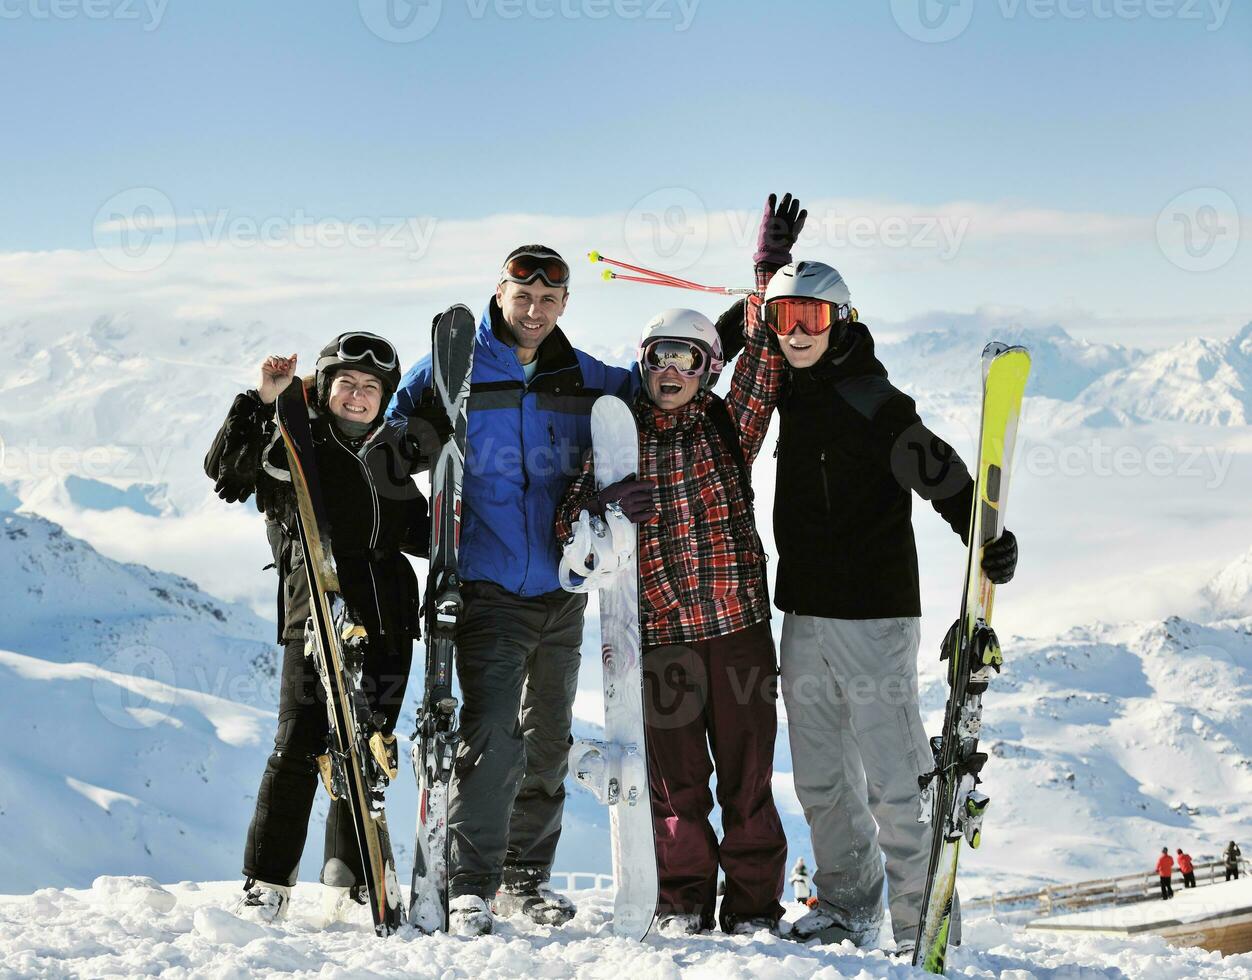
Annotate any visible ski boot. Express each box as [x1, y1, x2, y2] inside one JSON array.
[[449, 894, 494, 937], [234, 878, 291, 924], [496, 883, 576, 926]]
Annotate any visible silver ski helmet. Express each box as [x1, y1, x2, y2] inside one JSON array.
[[637, 308, 724, 391], [314, 331, 401, 410]]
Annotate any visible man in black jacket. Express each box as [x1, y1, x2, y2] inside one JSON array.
[[755, 258, 1017, 955]]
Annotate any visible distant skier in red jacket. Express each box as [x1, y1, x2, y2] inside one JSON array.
[[1156, 848, 1175, 900], [1177, 849, 1196, 888]]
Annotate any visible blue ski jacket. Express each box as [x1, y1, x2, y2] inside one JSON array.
[[387, 298, 636, 597]]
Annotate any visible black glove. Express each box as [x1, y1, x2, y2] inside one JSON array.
[[588, 476, 656, 524], [982, 529, 1017, 585], [411, 401, 453, 445], [408, 417, 447, 462]]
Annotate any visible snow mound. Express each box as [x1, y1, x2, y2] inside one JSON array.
[[0, 880, 1247, 979], [90, 875, 177, 913]]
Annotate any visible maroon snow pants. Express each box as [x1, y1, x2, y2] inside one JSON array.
[[643, 619, 787, 931]]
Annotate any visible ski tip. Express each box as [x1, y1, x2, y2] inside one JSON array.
[[588, 250, 602, 263]]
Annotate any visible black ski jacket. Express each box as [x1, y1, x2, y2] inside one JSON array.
[[772, 322, 974, 619], [205, 383, 429, 647]]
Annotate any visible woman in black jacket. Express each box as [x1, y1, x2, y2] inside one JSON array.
[[205, 331, 433, 923]]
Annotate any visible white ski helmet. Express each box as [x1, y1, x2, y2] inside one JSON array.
[[764, 260, 853, 317], [637, 308, 724, 390]]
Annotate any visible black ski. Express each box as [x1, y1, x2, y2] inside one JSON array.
[[409, 304, 477, 932]]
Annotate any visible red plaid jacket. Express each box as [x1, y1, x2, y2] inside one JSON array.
[[556, 294, 783, 646]]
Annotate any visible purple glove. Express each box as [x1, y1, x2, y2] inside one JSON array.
[[753, 192, 808, 268], [589, 476, 656, 524]]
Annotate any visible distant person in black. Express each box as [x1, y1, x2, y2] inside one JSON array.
[[1226, 841, 1242, 881]]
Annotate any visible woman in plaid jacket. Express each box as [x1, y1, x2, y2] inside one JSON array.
[[554, 253, 792, 934]]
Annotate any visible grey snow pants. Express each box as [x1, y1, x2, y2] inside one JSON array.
[[781, 613, 959, 946], [447, 580, 587, 900]]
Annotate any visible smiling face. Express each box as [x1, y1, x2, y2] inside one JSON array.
[[646, 366, 700, 412], [495, 280, 569, 362], [776, 324, 832, 369], [327, 368, 383, 424]]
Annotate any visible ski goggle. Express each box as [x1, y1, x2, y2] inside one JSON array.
[[334, 332, 399, 371], [763, 298, 853, 336], [641, 338, 709, 378], [500, 252, 571, 288]]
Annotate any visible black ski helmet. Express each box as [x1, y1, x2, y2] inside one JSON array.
[[314, 332, 401, 412]]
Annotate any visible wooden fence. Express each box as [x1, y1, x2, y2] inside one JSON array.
[[966, 858, 1248, 917]]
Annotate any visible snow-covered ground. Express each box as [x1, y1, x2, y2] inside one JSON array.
[[3, 878, 1251, 980]]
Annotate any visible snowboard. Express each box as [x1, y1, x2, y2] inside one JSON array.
[[567, 395, 659, 941], [913, 343, 1031, 973], [274, 380, 404, 936], [408, 304, 476, 933]]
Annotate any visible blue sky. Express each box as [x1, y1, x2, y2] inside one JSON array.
[[0, 0, 1248, 347]]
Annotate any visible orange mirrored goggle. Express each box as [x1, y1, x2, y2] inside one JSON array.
[[763, 298, 854, 336]]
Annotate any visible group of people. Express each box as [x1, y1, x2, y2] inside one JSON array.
[[1154, 842, 1242, 899], [206, 191, 1018, 955]]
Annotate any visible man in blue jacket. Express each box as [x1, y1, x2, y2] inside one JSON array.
[[388, 245, 637, 935]]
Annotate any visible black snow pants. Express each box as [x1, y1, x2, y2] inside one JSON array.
[[242, 635, 412, 886], [447, 581, 587, 900]]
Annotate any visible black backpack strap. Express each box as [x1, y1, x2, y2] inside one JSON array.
[[706, 394, 753, 504]]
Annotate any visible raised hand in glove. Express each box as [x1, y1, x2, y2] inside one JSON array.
[[588, 475, 657, 524], [981, 529, 1018, 585], [754, 192, 808, 269]]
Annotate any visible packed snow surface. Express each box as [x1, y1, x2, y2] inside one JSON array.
[[3, 879, 1252, 979], [1034, 876, 1252, 929]]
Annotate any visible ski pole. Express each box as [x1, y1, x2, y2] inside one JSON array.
[[599, 269, 753, 295], [588, 250, 705, 289], [588, 251, 753, 295]]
